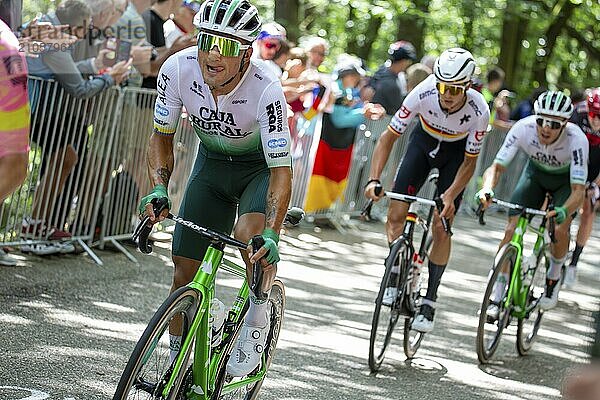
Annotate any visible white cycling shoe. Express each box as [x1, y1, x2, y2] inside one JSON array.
[[226, 309, 271, 377], [539, 279, 561, 310]]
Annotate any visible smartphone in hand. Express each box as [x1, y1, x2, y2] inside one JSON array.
[[102, 38, 132, 67]]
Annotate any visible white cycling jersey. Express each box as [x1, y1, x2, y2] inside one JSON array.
[[495, 115, 588, 185], [153, 47, 291, 168], [388, 74, 490, 156]]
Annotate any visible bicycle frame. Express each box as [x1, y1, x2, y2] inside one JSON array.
[[503, 213, 548, 320], [156, 241, 271, 400]]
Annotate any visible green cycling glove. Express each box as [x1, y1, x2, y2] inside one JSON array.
[[138, 184, 171, 216], [261, 228, 280, 265], [554, 206, 568, 224]]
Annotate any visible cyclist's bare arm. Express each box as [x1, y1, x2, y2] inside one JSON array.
[[365, 128, 399, 200], [145, 133, 175, 220], [551, 183, 585, 218], [481, 162, 506, 192], [249, 166, 292, 264]]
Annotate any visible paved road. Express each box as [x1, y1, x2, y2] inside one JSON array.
[[0, 213, 598, 400]]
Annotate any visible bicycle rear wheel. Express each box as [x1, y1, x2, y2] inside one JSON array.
[[113, 287, 200, 400], [517, 250, 547, 355], [403, 236, 432, 359], [368, 240, 409, 372], [476, 244, 516, 364], [212, 279, 286, 400]]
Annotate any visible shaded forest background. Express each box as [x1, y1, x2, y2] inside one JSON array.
[[24, 0, 600, 100]]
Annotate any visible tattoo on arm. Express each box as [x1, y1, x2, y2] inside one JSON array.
[[266, 192, 278, 227], [156, 167, 171, 186]]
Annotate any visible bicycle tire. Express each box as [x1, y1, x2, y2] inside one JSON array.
[[368, 239, 408, 372], [476, 244, 517, 364], [113, 286, 200, 400], [403, 235, 432, 359], [516, 250, 547, 355], [212, 279, 286, 400]]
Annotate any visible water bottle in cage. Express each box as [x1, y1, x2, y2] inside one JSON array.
[[411, 253, 425, 293], [209, 298, 227, 348]]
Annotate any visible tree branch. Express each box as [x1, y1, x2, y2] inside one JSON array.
[[565, 25, 600, 61]]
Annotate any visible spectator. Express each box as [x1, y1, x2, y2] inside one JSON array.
[[164, 0, 200, 48], [142, 0, 195, 88], [24, 0, 131, 255], [482, 66, 512, 130], [304, 54, 385, 212], [0, 17, 29, 266], [302, 36, 329, 71], [252, 21, 286, 62], [420, 54, 436, 71], [264, 38, 292, 78], [369, 41, 417, 115], [406, 62, 432, 92], [280, 48, 320, 112], [510, 87, 546, 121], [482, 66, 505, 111]]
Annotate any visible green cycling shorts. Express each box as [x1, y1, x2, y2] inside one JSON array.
[[172, 144, 270, 261], [509, 161, 571, 217]]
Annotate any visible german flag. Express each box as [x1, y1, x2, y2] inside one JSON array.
[[304, 105, 357, 213]]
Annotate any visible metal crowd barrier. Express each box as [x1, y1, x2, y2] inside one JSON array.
[[0, 77, 199, 265], [290, 112, 323, 209]]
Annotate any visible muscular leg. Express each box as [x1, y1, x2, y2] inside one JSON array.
[[571, 195, 596, 267], [385, 200, 409, 244], [423, 212, 454, 303], [0, 153, 28, 202]]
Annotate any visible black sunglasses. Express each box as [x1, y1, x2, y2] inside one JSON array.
[[536, 117, 564, 130]]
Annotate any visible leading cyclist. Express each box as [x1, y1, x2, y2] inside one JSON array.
[[138, 0, 292, 377], [477, 90, 588, 317], [365, 48, 490, 333]]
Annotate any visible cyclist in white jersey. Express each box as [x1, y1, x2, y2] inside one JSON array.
[[478, 90, 588, 317], [365, 48, 490, 333], [138, 0, 292, 377]]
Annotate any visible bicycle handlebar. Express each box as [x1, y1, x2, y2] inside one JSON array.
[[361, 185, 453, 235], [475, 197, 556, 243]]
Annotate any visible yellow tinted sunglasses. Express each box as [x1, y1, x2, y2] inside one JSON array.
[[436, 82, 467, 95], [197, 32, 250, 57]]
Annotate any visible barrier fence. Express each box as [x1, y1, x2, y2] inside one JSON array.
[[0, 78, 198, 265], [1, 77, 529, 263]]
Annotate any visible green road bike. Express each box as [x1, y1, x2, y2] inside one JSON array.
[[363, 174, 450, 371], [113, 198, 304, 399], [475, 196, 556, 363]]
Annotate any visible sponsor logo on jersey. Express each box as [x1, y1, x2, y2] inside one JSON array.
[[573, 148, 584, 166], [153, 117, 168, 126], [419, 89, 437, 100], [232, 99, 248, 104], [474, 130, 485, 142], [532, 152, 561, 167], [266, 100, 284, 133], [398, 105, 411, 119], [186, 55, 197, 60], [188, 107, 252, 138], [156, 73, 171, 105], [155, 104, 170, 117], [254, 73, 263, 80], [468, 99, 483, 116], [267, 138, 288, 148], [460, 114, 472, 125], [268, 151, 289, 159], [572, 169, 585, 178], [190, 81, 204, 98]]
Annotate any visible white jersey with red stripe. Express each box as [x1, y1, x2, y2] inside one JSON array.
[[388, 74, 490, 156], [153, 47, 291, 168]]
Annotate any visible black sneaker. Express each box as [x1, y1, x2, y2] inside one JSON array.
[[412, 303, 435, 333]]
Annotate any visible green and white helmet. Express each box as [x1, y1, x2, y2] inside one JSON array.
[[534, 90, 574, 119], [194, 0, 261, 43]]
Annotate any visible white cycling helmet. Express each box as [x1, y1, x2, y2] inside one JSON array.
[[433, 48, 476, 85], [194, 0, 261, 43], [534, 90, 574, 120]]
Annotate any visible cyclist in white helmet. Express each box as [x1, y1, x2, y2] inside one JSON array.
[[365, 48, 490, 333], [138, 0, 292, 377], [478, 90, 588, 315]]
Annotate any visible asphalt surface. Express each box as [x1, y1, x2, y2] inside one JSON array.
[[0, 213, 598, 400]]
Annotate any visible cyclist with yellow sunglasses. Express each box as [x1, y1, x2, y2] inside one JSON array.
[[138, 0, 292, 378], [365, 47, 490, 333]]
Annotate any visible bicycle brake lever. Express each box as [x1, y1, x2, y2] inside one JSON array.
[[434, 197, 453, 236]]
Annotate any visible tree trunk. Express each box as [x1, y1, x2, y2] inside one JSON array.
[[346, 10, 383, 61], [531, 0, 578, 86], [498, 3, 528, 89], [395, 0, 430, 57], [274, 0, 300, 43], [461, 0, 476, 51]]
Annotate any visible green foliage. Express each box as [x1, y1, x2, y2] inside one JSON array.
[[22, 0, 55, 22]]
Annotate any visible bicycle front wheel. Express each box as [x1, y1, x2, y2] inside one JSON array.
[[476, 244, 516, 364], [516, 250, 547, 355], [113, 287, 200, 400], [368, 240, 409, 372], [212, 279, 286, 400]]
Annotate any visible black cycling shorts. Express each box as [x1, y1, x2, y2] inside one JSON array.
[[392, 125, 467, 213], [588, 143, 600, 183]]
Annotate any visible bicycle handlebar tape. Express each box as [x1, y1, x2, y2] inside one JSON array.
[[251, 235, 268, 301]]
